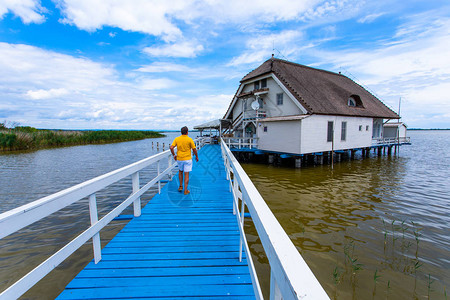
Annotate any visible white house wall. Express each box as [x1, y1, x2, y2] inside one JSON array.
[[399, 125, 407, 138], [231, 76, 302, 125], [257, 120, 301, 154], [261, 77, 302, 117], [300, 115, 373, 154], [383, 127, 397, 138]]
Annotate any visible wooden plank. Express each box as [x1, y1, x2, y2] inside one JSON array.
[[115, 230, 239, 237], [57, 145, 256, 300], [101, 245, 240, 254], [120, 225, 235, 231], [105, 240, 240, 248], [66, 274, 253, 288], [58, 284, 254, 299], [100, 251, 246, 261], [76, 266, 251, 278], [83, 258, 249, 269]]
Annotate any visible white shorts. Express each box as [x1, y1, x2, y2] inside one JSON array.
[[178, 159, 193, 172]]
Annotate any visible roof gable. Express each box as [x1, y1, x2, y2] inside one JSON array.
[[239, 58, 399, 119]]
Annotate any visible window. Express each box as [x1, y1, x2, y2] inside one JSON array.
[[327, 121, 334, 142], [359, 125, 363, 131], [264, 126, 267, 132], [366, 125, 369, 131], [348, 95, 363, 107], [254, 81, 260, 90], [341, 121, 347, 141], [244, 100, 247, 110], [261, 78, 267, 88], [348, 97, 356, 107], [276, 93, 283, 105]]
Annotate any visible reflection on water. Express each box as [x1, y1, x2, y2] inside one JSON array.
[[0, 132, 198, 299], [243, 131, 449, 299], [0, 131, 448, 299]]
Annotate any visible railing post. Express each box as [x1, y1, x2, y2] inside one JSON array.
[[226, 158, 230, 181], [270, 270, 282, 300], [168, 155, 173, 181], [232, 175, 237, 215], [132, 172, 141, 217], [239, 195, 245, 262], [88, 193, 102, 264], [157, 160, 161, 194]]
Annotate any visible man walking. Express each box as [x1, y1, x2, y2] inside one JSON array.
[[170, 126, 199, 195]]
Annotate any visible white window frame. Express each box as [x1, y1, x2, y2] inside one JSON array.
[[276, 93, 283, 105], [341, 121, 347, 141]]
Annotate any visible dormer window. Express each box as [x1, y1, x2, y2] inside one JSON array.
[[348, 97, 356, 107], [347, 95, 363, 107]]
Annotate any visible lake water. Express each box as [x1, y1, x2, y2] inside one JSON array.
[[242, 130, 449, 299], [0, 130, 449, 299]]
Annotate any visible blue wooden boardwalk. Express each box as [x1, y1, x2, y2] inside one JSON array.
[[57, 145, 256, 299]]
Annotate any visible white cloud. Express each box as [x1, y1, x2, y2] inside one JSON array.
[[56, 0, 185, 42], [143, 41, 204, 58], [0, 42, 233, 130], [136, 62, 191, 73], [358, 12, 386, 24], [309, 14, 450, 128], [228, 30, 303, 66], [26, 88, 69, 100], [139, 78, 175, 90], [0, 0, 46, 24], [54, 0, 329, 41], [301, 0, 362, 22], [0, 42, 116, 92]]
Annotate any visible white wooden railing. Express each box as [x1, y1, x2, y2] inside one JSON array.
[[221, 139, 329, 300], [372, 136, 411, 145], [0, 138, 206, 300], [221, 137, 258, 149]]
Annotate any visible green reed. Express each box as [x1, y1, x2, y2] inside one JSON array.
[[427, 274, 434, 299], [0, 126, 165, 151], [372, 269, 381, 298]]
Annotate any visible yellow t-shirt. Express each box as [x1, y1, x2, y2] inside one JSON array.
[[172, 135, 196, 161]]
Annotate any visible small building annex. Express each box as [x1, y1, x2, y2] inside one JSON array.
[[222, 57, 407, 155]]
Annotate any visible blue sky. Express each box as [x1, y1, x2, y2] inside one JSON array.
[[0, 0, 449, 130]]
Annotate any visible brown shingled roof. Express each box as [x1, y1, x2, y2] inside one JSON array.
[[239, 58, 399, 119]]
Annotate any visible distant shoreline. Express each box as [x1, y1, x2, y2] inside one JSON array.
[[408, 128, 450, 131], [0, 127, 165, 152]]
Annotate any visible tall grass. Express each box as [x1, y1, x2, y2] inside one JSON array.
[[0, 126, 164, 151]]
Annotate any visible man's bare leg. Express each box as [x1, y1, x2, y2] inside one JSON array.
[[178, 170, 183, 191], [184, 172, 190, 194]]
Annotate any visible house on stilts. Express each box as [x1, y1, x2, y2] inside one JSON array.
[[216, 57, 410, 165]]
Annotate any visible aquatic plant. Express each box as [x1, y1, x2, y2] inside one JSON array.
[[427, 274, 434, 299], [386, 280, 391, 298], [344, 240, 363, 274], [382, 219, 388, 246], [372, 269, 381, 298], [411, 221, 422, 258], [332, 266, 343, 285], [0, 127, 165, 151]]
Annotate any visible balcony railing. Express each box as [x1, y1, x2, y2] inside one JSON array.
[[221, 137, 258, 149], [221, 139, 329, 299], [372, 137, 411, 145]]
